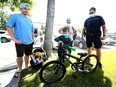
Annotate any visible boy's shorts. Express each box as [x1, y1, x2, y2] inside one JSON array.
[[15, 42, 33, 57], [86, 35, 102, 48]]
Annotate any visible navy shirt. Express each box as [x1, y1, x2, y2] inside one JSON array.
[[84, 16, 105, 34], [54, 35, 71, 46]]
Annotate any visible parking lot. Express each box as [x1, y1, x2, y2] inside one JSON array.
[[0, 41, 116, 59], [0, 41, 116, 67]]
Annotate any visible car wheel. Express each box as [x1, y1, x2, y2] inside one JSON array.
[[78, 42, 84, 49], [1, 37, 7, 43]]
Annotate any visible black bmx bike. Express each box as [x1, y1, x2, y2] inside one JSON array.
[[39, 43, 98, 84]]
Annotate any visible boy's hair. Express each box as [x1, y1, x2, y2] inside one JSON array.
[[62, 26, 69, 32]]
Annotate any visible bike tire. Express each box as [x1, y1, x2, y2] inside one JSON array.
[[82, 54, 98, 74], [39, 60, 66, 84]]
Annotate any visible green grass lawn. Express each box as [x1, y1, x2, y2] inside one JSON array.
[[18, 49, 116, 87]]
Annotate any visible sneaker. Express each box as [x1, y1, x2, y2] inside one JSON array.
[[99, 62, 104, 70]]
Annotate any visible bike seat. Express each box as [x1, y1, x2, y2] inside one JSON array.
[[77, 53, 87, 57]]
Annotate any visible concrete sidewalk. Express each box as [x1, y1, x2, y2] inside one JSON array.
[[0, 61, 19, 87], [0, 41, 18, 87]]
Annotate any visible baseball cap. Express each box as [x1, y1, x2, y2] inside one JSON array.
[[19, 3, 29, 9]]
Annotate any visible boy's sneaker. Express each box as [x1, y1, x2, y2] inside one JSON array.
[[99, 62, 104, 70]]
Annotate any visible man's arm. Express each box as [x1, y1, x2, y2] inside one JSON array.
[[81, 27, 86, 40], [6, 26, 21, 44], [101, 25, 106, 40], [74, 29, 77, 34], [72, 27, 77, 34], [58, 28, 63, 34]]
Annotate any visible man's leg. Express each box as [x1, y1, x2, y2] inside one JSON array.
[[24, 43, 33, 69], [87, 47, 92, 55], [96, 48, 103, 69], [16, 57, 23, 72], [93, 35, 103, 69], [24, 55, 29, 69], [96, 48, 101, 63]]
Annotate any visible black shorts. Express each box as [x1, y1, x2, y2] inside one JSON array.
[[86, 35, 102, 48], [15, 43, 33, 57]]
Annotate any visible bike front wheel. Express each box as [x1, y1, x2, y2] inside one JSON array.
[[82, 54, 98, 74], [39, 60, 66, 84]]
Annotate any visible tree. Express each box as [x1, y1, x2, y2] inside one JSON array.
[[44, 0, 55, 59]]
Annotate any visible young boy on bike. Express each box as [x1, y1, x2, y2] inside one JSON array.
[[55, 26, 71, 57]]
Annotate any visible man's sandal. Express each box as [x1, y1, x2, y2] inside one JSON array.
[[14, 71, 21, 78]]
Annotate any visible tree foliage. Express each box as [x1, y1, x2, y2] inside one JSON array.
[[0, 0, 35, 30]]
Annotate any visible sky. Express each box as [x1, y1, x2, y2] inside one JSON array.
[[31, 0, 116, 33]]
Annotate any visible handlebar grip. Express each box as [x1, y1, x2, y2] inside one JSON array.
[[68, 46, 76, 51]]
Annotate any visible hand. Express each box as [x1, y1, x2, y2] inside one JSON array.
[[13, 38, 21, 44], [58, 41, 63, 44], [101, 36, 106, 40]]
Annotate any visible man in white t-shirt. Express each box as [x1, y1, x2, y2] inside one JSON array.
[[58, 18, 77, 46]]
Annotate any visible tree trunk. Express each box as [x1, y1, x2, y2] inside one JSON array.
[[44, 0, 55, 59]]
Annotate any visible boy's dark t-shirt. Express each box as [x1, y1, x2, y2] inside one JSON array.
[[54, 35, 71, 57], [54, 35, 71, 46]]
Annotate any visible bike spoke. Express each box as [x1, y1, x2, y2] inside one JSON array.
[[82, 55, 98, 73], [40, 61, 66, 83]]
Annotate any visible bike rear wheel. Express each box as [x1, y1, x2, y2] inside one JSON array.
[[82, 54, 98, 74], [39, 60, 66, 84]]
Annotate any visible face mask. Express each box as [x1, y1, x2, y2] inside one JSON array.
[[89, 13, 94, 17], [89, 12, 94, 17], [62, 34, 69, 37], [67, 23, 71, 26]]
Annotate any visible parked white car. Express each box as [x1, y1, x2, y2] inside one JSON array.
[[102, 37, 116, 45], [0, 30, 12, 43]]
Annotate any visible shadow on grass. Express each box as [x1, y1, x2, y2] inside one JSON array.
[[18, 66, 112, 87], [18, 67, 41, 87]]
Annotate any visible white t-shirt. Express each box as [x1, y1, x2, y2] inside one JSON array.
[[67, 24, 74, 41]]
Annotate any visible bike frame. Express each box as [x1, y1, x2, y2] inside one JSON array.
[[58, 44, 86, 65], [63, 53, 84, 64]]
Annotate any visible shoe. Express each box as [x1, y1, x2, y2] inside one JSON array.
[[23, 67, 32, 72], [14, 71, 21, 78], [99, 62, 104, 70]]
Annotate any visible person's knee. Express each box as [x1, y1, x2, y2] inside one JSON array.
[[95, 48, 101, 52]]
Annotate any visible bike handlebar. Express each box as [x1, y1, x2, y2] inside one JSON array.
[[59, 43, 76, 51], [68, 46, 76, 51]]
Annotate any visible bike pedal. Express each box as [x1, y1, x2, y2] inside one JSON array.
[[81, 70, 90, 73]]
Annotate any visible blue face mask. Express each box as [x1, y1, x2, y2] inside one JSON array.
[[89, 12, 94, 17], [62, 34, 69, 37], [89, 13, 94, 17]]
